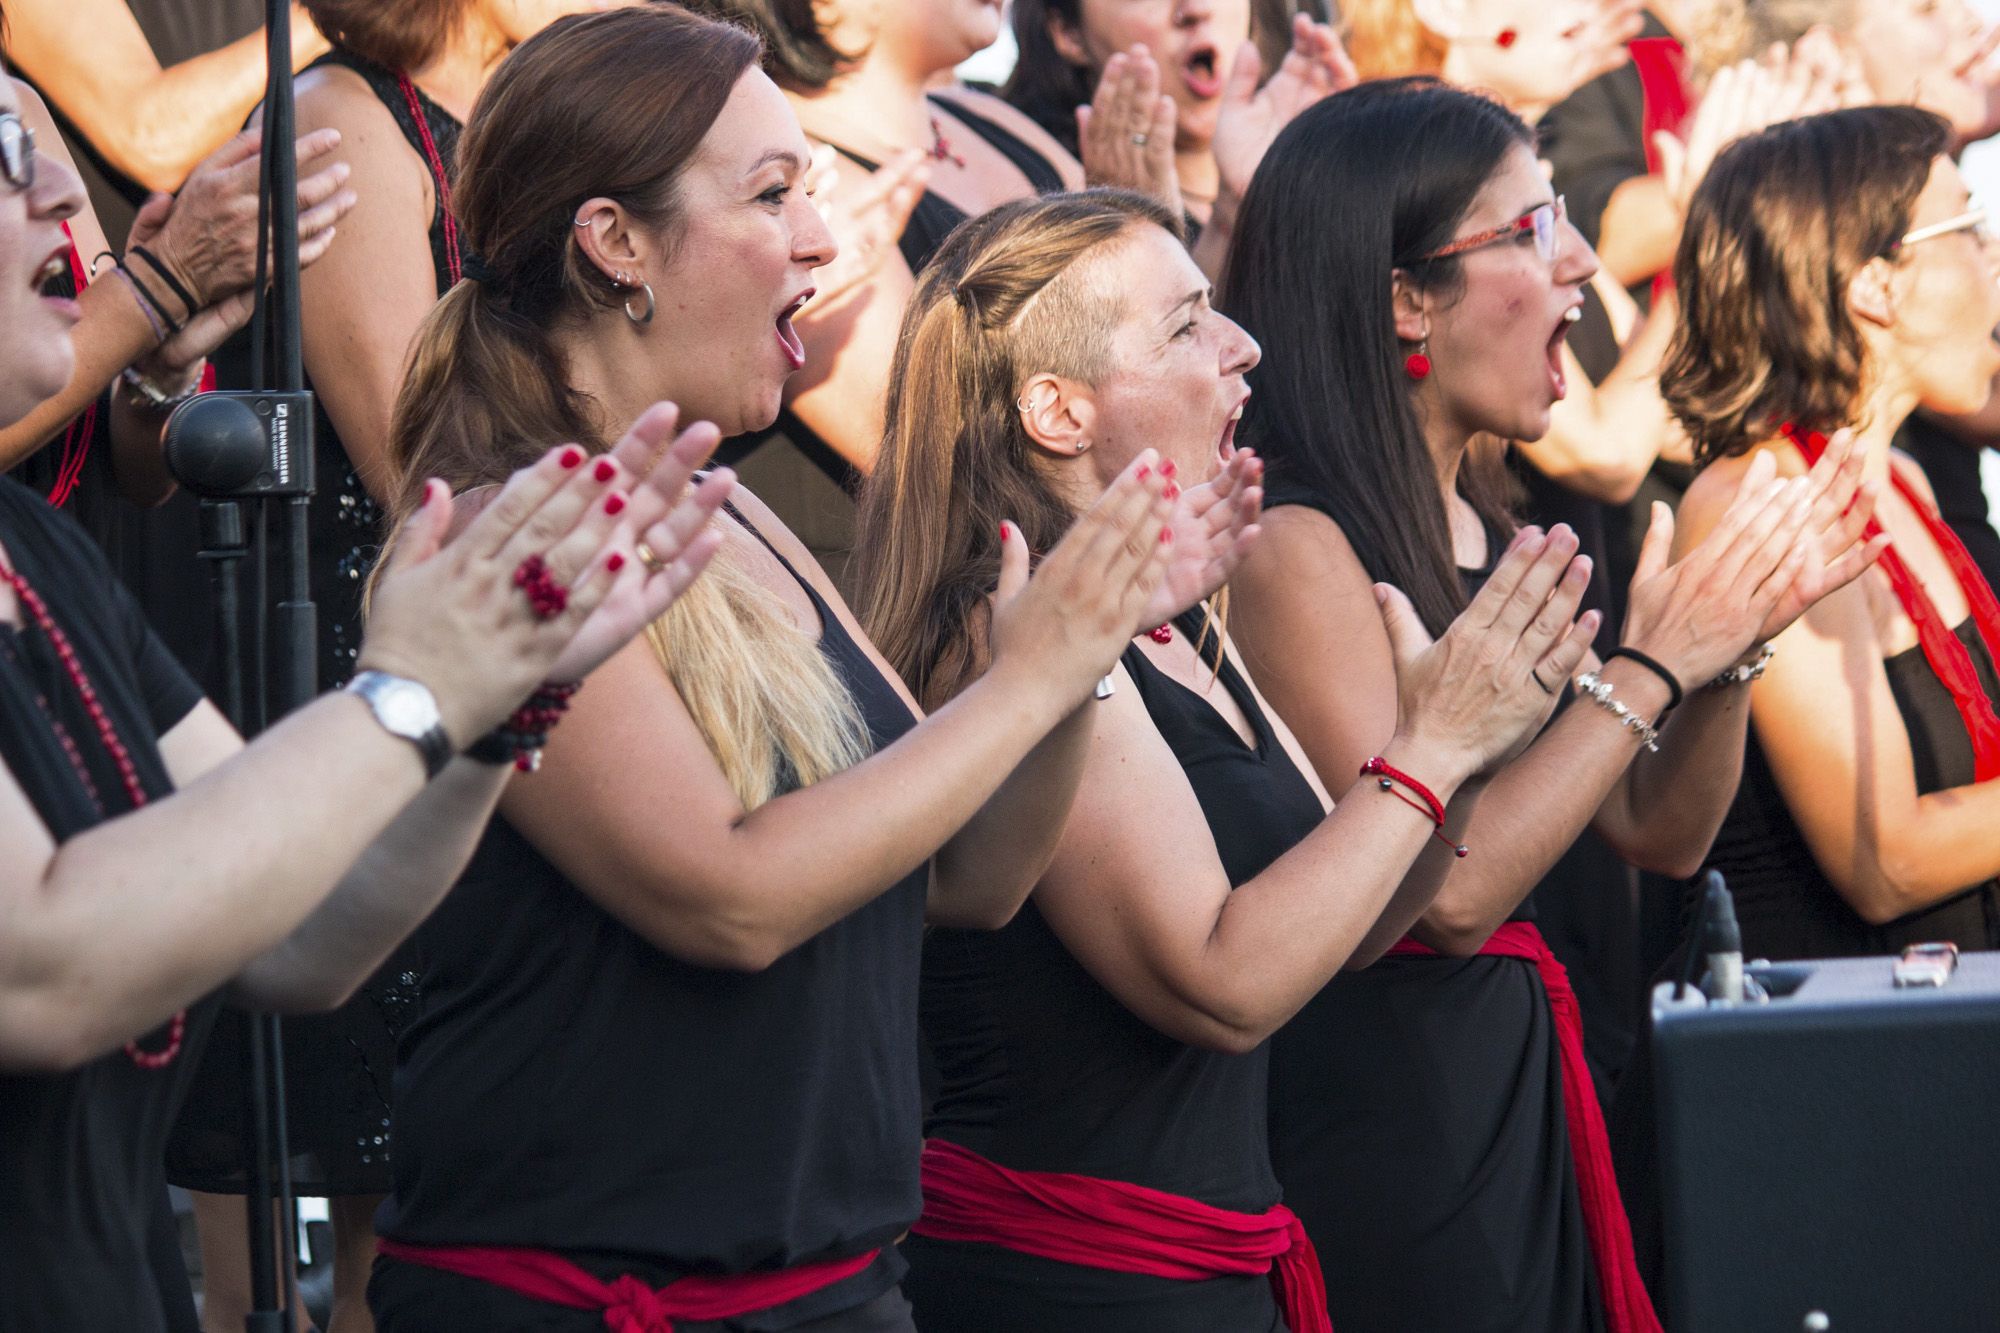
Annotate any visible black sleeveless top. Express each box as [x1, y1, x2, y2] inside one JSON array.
[[1259, 491, 1598, 1332], [377, 510, 927, 1326], [904, 612, 1318, 1332], [0, 479, 212, 1332], [1703, 617, 2000, 958]]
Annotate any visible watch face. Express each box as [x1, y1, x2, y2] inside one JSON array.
[[374, 678, 440, 735]]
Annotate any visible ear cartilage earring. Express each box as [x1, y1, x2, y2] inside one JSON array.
[[1405, 344, 1432, 381]]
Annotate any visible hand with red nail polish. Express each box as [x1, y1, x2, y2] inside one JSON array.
[[985, 449, 1178, 708], [1131, 443, 1266, 631]]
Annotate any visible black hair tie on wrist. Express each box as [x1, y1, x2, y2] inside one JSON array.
[[128, 244, 199, 321], [1604, 646, 1684, 715]]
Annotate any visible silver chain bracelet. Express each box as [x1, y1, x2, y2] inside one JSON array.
[[1575, 669, 1661, 753], [1707, 642, 1775, 690]]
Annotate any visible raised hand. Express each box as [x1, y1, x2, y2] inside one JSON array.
[[1619, 449, 1843, 692], [542, 402, 738, 683], [1135, 447, 1264, 629], [988, 450, 1175, 705], [1749, 429, 1887, 641], [801, 143, 928, 308], [1440, 0, 1641, 122], [133, 127, 354, 315], [1078, 47, 1181, 214], [1378, 524, 1600, 783], [362, 418, 727, 747], [1212, 16, 1357, 207]]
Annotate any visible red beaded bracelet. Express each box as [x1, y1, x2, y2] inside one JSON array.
[[1361, 756, 1468, 859]]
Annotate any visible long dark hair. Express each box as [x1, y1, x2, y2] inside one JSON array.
[[1221, 77, 1526, 637], [677, 0, 856, 89], [1003, 0, 1094, 139], [1664, 106, 1950, 465]]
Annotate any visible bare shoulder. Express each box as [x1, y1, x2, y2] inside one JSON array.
[[1889, 446, 1941, 511], [1676, 441, 1805, 548], [1238, 502, 1377, 596], [932, 84, 1085, 186]]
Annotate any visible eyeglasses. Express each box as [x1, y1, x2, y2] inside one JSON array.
[[0, 114, 34, 193], [1420, 196, 1568, 264], [1899, 207, 1991, 249]]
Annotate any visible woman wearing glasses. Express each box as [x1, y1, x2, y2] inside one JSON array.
[[1219, 79, 1879, 1331], [1664, 106, 2000, 962]]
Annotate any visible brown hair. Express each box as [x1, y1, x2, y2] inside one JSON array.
[[676, 0, 858, 90], [387, 5, 869, 808], [1662, 106, 1950, 465], [1339, 0, 1448, 82], [854, 189, 1181, 710], [302, 0, 472, 73]]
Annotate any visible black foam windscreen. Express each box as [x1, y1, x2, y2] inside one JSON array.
[[1652, 953, 2000, 1331]]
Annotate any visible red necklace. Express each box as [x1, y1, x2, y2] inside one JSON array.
[[2, 561, 184, 1068], [1782, 423, 2000, 779], [398, 74, 463, 285]]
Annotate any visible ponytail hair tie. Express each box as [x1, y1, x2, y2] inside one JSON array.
[[460, 251, 503, 287]]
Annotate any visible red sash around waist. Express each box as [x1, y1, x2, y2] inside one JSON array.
[[912, 1137, 1331, 1333], [1385, 921, 1661, 1333], [375, 1236, 880, 1333]]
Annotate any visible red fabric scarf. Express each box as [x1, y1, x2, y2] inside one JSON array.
[[1385, 922, 1661, 1333], [1784, 424, 2000, 779], [374, 1237, 879, 1333], [1632, 34, 1691, 302], [911, 1137, 1332, 1333]]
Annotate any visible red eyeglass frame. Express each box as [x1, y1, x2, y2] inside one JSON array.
[[1420, 196, 1567, 263]]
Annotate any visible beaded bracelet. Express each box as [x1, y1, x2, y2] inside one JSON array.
[[467, 681, 582, 772], [1708, 642, 1775, 690], [1575, 669, 1661, 753]]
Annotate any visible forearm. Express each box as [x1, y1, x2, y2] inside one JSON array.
[[71, 14, 329, 192], [1347, 780, 1488, 965], [930, 694, 1096, 929], [1830, 780, 2000, 922], [634, 664, 1077, 968], [1529, 297, 1678, 503], [8, 695, 427, 1068], [1412, 662, 1674, 951], [1600, 682, 1748, 877], [231, 756, 509, 1013], [0, 274, 157, 471]]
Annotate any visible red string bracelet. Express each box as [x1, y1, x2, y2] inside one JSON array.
[[1361, 756, 1468, 859]]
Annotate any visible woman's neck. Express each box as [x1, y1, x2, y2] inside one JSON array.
[[409, 16, 510, 122], [795, 43, 938, 154], [1839, 371, 1920, 492], [1178, 145, 1220, 214], [552, 319, 664, 450]]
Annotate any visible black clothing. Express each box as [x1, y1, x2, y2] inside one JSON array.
[[904, 614, 1314, 1332], [1703, 616, 2000, 959], [370, 1260, 921, 1333], [1900, 417, 2000, 594], [715, 94, 1066, 596], [375, 510, 926, 1332], [1260, 495, 1601, 1333], [0, 478, 212, 1332], [167, 48, 457, 1199]]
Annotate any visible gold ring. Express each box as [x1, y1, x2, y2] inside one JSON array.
[[635, 539, 669, 575]]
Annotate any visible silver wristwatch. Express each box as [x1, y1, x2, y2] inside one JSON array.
[[344, 670, 453, 778]]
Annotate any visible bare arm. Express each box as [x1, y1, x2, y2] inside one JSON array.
[[3, 0, 328, 192], [1594, 174, 1678, 289]]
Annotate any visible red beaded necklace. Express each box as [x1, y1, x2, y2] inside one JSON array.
[[397, 74, 463, 285], [2, 561, 184, 1068]]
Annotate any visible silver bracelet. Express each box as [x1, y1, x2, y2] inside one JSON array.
[[119, 363, 202, 412], [1575, 669, 1661, 753], [1708, 642, 1775, 690]]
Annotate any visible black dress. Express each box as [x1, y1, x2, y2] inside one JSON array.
[[0, 478, 214, 1331], [370, 512, 926, 1333], [715, 94, 1066, 596], [166, 49, 459, 1200], [902, 614, 1321, 1332], [1260, 493, 1602, 1333]]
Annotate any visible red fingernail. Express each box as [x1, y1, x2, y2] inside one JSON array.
[[1137, 466, 1151, 480], [593, 459, 617, 482], [998, 523, 1009, 542], [559, 446, 585, 469], [1166, 482, 1181, 500], [1160, 526, 1173, 544], [1161, 459, 1178, 478], [604, 492, 627, 515], [608, 552, 626, 572]]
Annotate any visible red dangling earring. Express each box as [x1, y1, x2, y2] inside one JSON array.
[[1405, 341, 1432, 381]]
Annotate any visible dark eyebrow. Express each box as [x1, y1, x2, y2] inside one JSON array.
[[748, 148, 805, 177]]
